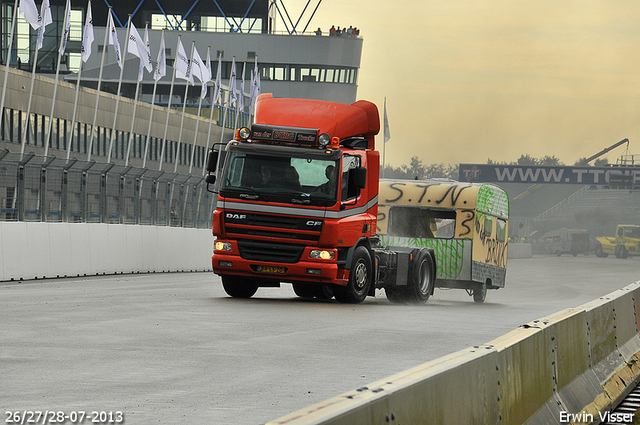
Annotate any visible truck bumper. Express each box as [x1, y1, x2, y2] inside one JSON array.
[[212, 252, 347, 285]]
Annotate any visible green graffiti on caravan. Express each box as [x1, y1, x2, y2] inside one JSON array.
[[379, 236, 466, 280], [477, 185, 509, 219]]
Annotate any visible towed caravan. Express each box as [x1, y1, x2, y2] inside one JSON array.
[[377, 179, 509, 303]]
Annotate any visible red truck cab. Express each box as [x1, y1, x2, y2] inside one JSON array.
[[208, 94, 380, 303]]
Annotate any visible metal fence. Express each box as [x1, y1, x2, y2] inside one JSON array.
[[0, 150, 216, 228]]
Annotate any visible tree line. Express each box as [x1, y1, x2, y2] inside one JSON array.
[[381, 154, 610, 180]]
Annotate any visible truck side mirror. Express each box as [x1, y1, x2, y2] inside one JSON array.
[[206, 150, 219, 173], [205, 174, 217, 184], [354, 167, 367, 189]]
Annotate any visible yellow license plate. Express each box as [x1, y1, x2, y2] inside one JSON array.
[[257, 265, 286, 274]]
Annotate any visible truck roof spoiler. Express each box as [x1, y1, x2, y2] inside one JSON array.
[[254, 93, 380, 150]]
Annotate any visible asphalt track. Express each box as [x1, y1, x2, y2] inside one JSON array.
[[2, 255, 639, 424]]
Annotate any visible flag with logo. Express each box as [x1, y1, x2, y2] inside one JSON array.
[[175, 39, 192, 85], [229, 57, 237, 105], [153, 31, 166, 82], [203, 47, 212, 100], [238, 61, 246, 111], [58, 0, 72, 54], [191, 46, 209, 99], [107, 10, 122, 69], [128, 22, 152, 78], [249, 56, 260, 115], [81, 1, 94, 63], [36, 0, 52, 50], [19, 0, 40, 30], [213, 53, 222, 105]]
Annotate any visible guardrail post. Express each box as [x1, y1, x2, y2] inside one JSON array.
[[16, 153, 35, 222], [61, 158, 77, 223], [100, 163, 115, 224]]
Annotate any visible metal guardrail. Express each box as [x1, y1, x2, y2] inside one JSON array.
[[0, 149, 216, 228]]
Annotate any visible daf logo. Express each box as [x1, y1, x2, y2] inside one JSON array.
[[306, 221, 322, 226], [226, 213, 247, 220]]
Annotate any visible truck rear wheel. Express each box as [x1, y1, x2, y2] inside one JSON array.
[[221, 275, 259, 298], [407, 250, 435, 304], [334, 246, 372, 304]]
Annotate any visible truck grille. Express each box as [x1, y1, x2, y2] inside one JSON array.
[[224, 210, 323, 243], [237, 240, 304, 263]]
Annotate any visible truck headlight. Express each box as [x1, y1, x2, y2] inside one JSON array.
[[310, 249, 335, 260], [215, 241, 232, 252]]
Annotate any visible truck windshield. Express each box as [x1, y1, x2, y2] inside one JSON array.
[[220, 151, 339, 206]]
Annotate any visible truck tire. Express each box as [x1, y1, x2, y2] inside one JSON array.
[[221, 275, 259, 298], [407, 250, 435, 304], [595, 243, 608, 258], [292, 283, 316, 299], [334, 246, 372, 304], [619, 246, 629, 259]]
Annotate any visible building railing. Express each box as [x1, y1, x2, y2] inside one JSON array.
[[0, 150, 216, 228]]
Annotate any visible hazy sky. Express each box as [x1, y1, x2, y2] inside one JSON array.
[[287, 0, 640, 168]]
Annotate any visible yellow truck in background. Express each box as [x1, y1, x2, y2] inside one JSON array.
[[595, 225, 640, 259]]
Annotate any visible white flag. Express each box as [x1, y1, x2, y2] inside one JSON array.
[[36, 0, 52, 50], [203, 47, 212, 100], [153, 31, 166, 82], [249, 56, 260, 115], [175, 39, 192, 84], [58, 0, 71, 54], [128, 23, 151, 74], [191, 46, 209, 99], [229, 57, 237, 105], [107, 11, 122, 69], [213, 53, 222, 104], [135, 25, 151, 81], [81, 2, 94, 63], [238, 61, 245, 111], [383, 98, 391, 143], [19, 0, 40, 30]]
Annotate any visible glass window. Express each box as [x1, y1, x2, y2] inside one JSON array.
[[484, 215, 493, 237], [496, 219, 506, 242], [388, 207, 456, 239]]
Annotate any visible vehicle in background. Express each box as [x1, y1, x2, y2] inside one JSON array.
[[595, 225, 640, 258], [538, 228, 590, 257]]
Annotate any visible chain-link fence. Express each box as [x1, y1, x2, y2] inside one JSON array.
[[0, 150, 216, 228]]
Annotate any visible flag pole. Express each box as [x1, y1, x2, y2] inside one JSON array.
[[174, 40, 195, 173], [202, 46, 216, 176], [219, 56, 236, 146], [20, 20, 46, 156], [159, 34, 181, 172], [66, 0, 93, 162], [44, 0, 71, 159], [0, 0, 19, 141], [233, 60, 246, 131], [125, 22, 150, 166], [202, 50, 220, 176], [107, 14, 131, 164], [382, 97, 386, 179], [143, 29, 165, 169], [87, 7, 114, 162], [188, 50, 207, 174]]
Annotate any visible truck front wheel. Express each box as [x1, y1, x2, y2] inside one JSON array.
[[334, 246, 372, 304], [595, 243, 608, 258], [221, 275, 259, 298]]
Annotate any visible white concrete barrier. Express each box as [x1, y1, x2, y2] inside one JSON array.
[[266, 282, 640, 425], [0, 222, 213, 281]]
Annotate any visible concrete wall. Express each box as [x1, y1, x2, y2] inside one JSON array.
[[0, 222, 213, 281], [266, 282, 640, 425]]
